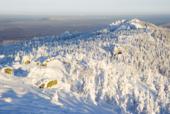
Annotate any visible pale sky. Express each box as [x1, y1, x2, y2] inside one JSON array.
[[0, 0, 169, 15]]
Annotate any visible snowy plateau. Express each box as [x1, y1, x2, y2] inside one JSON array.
[[0, 19, 170, 114]]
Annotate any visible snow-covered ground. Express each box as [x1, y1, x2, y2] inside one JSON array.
[[0, 19, 170, 114]]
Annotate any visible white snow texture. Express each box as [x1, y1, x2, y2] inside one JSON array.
[[0, 19, 170, 114]]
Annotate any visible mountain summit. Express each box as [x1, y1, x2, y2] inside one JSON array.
[[109, 18, 159, 32], [0, 19, 170, 114]]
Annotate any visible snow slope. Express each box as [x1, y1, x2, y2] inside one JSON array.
[[0, 19, 170, 114]]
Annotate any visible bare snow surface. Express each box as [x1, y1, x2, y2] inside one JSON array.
[[0, 19, 170, 114]]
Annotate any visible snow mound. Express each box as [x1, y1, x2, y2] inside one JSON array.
[[129, 18, 146, 28]]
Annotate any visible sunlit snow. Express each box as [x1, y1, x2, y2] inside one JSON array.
[[0, 19, 170, 114]]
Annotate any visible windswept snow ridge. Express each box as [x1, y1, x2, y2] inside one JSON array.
[[109, 18, 158, 31], [0, 19, 170, 114]]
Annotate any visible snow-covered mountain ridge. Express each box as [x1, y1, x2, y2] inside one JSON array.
[[109, 18, 158, 31], [0, 19, 170, 114]]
